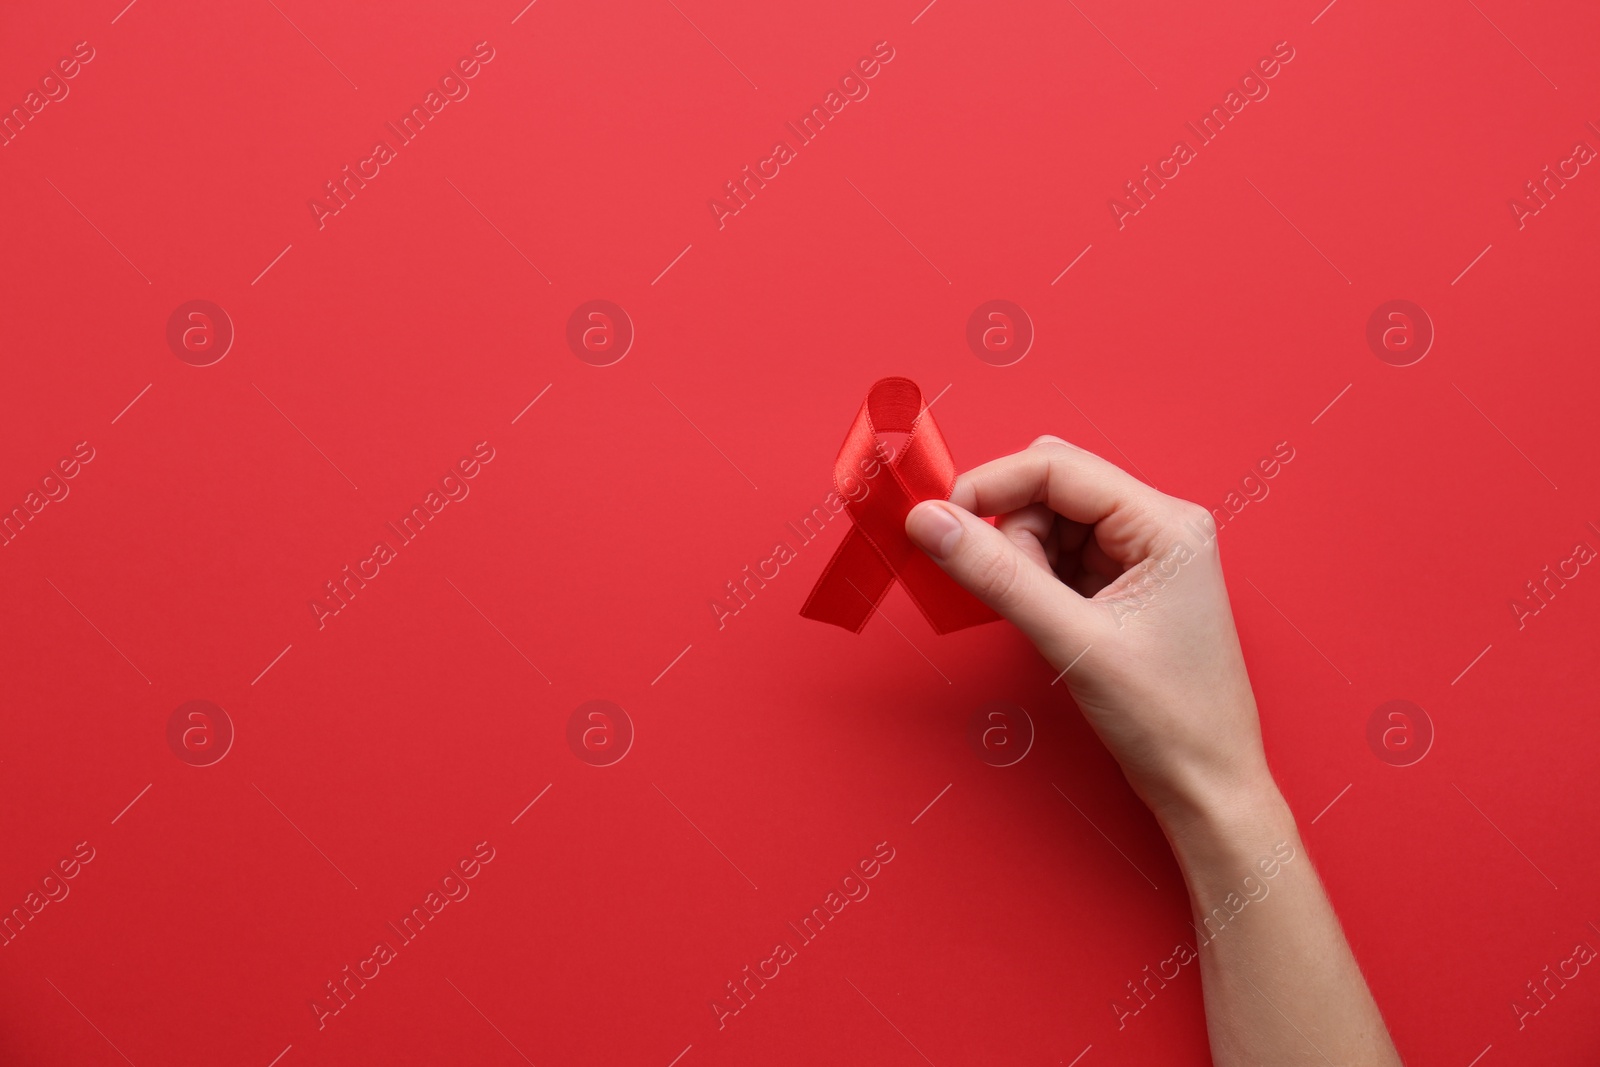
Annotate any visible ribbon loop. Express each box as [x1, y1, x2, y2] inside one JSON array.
[[801, 378, 999, 635]]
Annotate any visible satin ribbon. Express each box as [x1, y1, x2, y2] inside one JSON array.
[[800, 377, 999, 635]]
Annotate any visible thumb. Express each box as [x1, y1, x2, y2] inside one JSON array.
[[906, 499, 1090, 646]]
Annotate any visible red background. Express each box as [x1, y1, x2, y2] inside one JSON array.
[[2, 0, 1598, 1064]]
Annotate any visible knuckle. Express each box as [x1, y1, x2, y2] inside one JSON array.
[[1173, 500, 1215, 534], [968, 543, 1026, 608], [1030, 434, 1077, 453]]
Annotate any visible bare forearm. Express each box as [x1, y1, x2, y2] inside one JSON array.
[[1162, 781, 1403, 1067]]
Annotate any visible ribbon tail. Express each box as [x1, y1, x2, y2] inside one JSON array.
[[896, 550, 1002, 635], [799, 528, 896, 633]]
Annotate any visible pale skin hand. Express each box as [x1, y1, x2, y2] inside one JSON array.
[[905, 436, 1403, 1067]]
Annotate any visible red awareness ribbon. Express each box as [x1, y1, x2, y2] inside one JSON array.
[[800, 377, 999, 635]]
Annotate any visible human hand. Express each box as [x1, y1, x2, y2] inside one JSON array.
[[905, 438, 1401, 1067], [905, 437, 1278, 829]]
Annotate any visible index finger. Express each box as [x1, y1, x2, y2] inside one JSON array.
[[951, 437, 1165, 527]]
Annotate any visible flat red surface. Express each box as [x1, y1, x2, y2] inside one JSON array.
[[2, 1, 1598, 1064]]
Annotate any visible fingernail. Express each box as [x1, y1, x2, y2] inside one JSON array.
[[907, 501, 964, 560]]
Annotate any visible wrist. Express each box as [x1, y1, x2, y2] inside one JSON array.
[[1155, 773, 1298, 880]]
